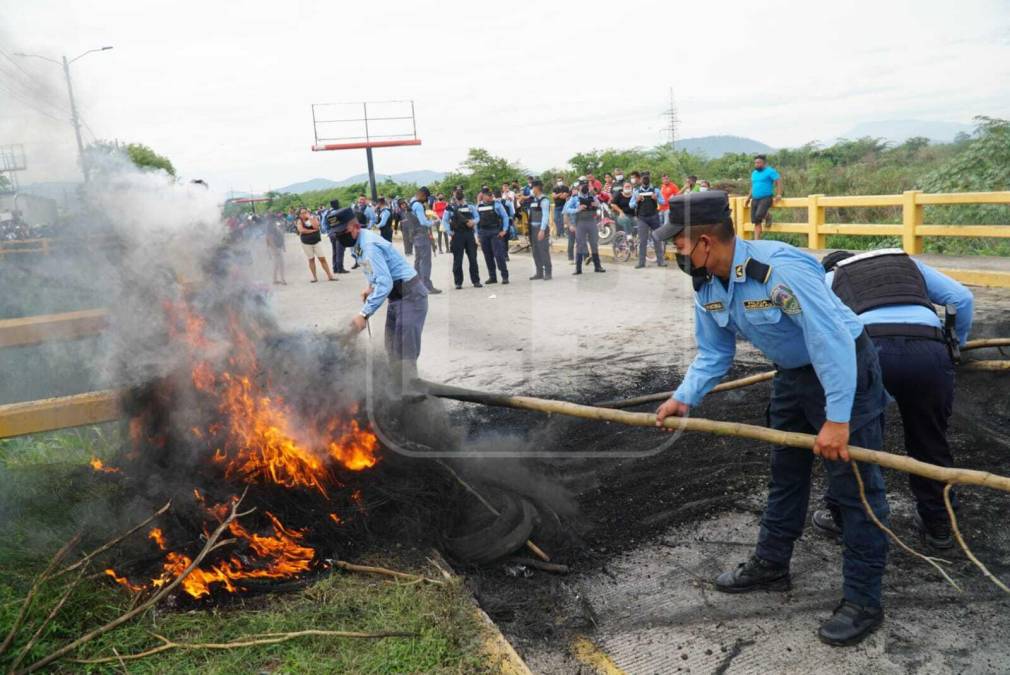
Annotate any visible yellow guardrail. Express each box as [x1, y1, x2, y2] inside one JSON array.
[[730, 190, 1010, 253]]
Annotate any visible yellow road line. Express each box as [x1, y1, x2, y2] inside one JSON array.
[[572, 635, 625, 675]]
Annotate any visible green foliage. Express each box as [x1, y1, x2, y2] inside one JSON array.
[[85, 140, 176, 177], [432, 147, 527, 197], [125, 143, 176, 176]]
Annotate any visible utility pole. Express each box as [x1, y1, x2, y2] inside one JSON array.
[[14, 47, 114, 184], [62, 55, 88, 182], [663, 87, 679, 149]]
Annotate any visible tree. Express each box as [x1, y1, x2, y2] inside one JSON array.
[[433, 148, 526, 197], [125, 143, 175, 176]]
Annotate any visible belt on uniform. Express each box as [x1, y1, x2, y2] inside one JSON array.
[[866, 323, 944, 341], [389, 276, 422, 301], [775, 330, 873, 374]]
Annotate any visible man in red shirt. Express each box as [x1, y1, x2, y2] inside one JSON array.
[[432, 193, 449, 253], [586, 173, 603, 193], [659, 174, 680, 226]]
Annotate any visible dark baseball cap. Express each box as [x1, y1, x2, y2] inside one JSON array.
[[654, 190, 733, 241], [326, 207, 357, 234]]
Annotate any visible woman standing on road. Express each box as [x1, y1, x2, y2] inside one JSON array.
[[295, 207, 335, 283]]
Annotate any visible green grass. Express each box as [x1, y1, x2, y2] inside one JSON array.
[[0, 431, 490, 674]]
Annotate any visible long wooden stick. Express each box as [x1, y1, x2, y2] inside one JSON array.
[[595, 371, 774, 408], [944, 484, 1010, 594], [333, 560, 444, 585], [595, 338, 1008, 409], [70, 629, 415, 665], [421, 380, 1010, 493]]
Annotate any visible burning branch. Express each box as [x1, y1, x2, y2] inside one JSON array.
[[20, 491, 253, 674], [70, 629, 416, 665]]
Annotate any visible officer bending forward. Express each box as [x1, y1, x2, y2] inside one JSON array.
[[654, 191, 890, 647], [329, 207, 429, 387]]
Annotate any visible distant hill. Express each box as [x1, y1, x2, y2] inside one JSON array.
[[839, 120, 974, 144], [673, 135, 774, 158], [276, 170, 445, 194]]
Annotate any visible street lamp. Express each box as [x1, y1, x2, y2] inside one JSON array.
[[14, 46, 114, 183]]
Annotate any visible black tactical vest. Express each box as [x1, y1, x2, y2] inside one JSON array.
[[401, 203, 421, 229], [575, 195, 596, 226], [635, 184, 658, 217], [324, 209, 340, 228], [528, 195, 546, 225], [831, 249, 933, 315], [476, 202, 501, 230], [448, 203, 472, 230]]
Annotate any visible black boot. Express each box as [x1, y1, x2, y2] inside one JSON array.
[[812, 507, 843, 541], [529, 272, 544, 280], [817, 600, 883, 646], [914, 512, 954, 550], [714, 555, 790, 593], [592, 254, 606, 272], [572, 254, 583, 275]]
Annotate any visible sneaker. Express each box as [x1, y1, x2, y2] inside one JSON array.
[[529, 274, 544, 280], [914, 513, 954, 550], [817, 600, 883, 646], [714, 555, 790, 594], [502, 278, 510, 285], [812, 509, 843, 540]]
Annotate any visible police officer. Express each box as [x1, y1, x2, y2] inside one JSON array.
[[813, 249, 974, 550], [328, 207, 429, 388], [629, 171, 668, 269], [397, 197, 414, 256], [401, 187, 442, 294], [563, 179, 605, 275], [526, 180, 553, 281], [475, 188, 510, 285], [350, 195, 375, 270], [654, 191, 890, 646], [443, 189, 483, 290], [321, 199, 351, 274], [374, 197, 393, 242]]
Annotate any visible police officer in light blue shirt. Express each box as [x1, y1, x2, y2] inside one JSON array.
[[475, 188, 511, 284], [401, 187, 442, 294], [653, 191, 890, 647], [442, 189, 482, 289], [328, 207, 429, 386], [812, 249, 974, 550], [526, 180, 553, 281], [374, 198, 393, 242]]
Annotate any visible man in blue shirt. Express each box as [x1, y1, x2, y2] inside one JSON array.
[[475, 188, 511, 285], [526, 180, 553, 281], [442, 189, 483, 290], [813, 250, 974, 550], [401, 187, 442, 294], [745, 155, 782, 240], [629, 171, 668, 269], [374, 197, 393, 242], [654, 191, 890, 647], [328, 207, 429, 386], [321, 199, 352, 274], [563, 179, 606, 275]]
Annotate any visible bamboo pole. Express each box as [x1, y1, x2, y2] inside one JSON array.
[[964, 338, 1010, 351], [961, 360, 1010, 371], [421, 380, 1010, 493]]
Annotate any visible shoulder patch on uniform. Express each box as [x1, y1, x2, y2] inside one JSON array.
[[745, 258, 772, 283], [703, 301, 725, 311], [743, 299, 774, 310], [770, 283, 801, 314], [735, 263, 745, 279]]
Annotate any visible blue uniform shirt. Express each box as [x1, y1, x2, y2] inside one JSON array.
[[375, 207, 391, 229], [441, 203, 479, 236], [826, 258, 974, 345], [563, 193, 598, 215], [674, 239, 864, 423], [529, 195, 551, 231], [628, 185, 667, 210], [750, 166, 781, 199], [320, 208, 336, 235], [353, 229, 418, 317], [410, 199, 432, 229]]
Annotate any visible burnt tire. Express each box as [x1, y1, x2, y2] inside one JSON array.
[[444, 490, 538, 566]]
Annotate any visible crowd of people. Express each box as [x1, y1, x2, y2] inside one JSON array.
[[251, 155, 784, 288]]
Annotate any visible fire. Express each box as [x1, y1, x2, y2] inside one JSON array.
[[89, 457, 120, 474], [148, 528, 166, 550], [107, 506, 316, 600]]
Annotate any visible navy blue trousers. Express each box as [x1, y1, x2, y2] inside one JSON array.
[[756, 332, 890, 608], [478, 229, 508, 281]]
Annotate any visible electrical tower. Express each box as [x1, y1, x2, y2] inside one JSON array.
[[662, 87, 679, 149]]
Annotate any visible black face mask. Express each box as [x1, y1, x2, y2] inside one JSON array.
[[338, 231, 357, 247], [676, 237, 710, 285], [580, 185, 589, 194], [454, 190, 464, 201]]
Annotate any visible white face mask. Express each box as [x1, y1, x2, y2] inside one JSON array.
[[699, 186, 709, 192]]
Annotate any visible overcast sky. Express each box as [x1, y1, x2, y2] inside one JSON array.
[[2, 0, 1009, 193]]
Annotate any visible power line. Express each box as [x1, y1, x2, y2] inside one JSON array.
[[0, 78, 65, 121], [0, 63, 69, 117]]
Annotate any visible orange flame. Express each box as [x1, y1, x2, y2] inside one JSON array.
[[89, 457, 120, 474], [148, 528, 167, 550]]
